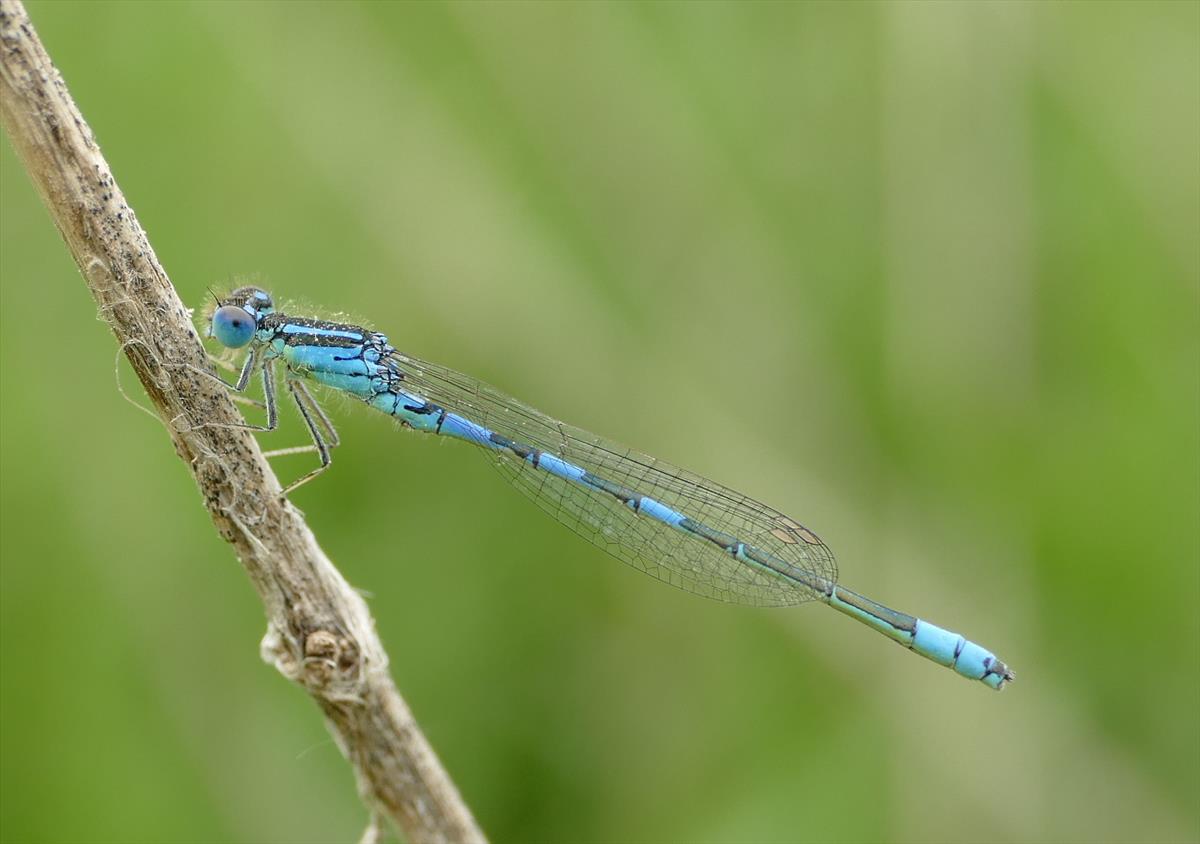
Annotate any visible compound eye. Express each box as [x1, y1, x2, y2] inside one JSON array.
[[211, 305, 257, 349]]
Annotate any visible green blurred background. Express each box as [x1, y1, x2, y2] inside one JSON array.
[[2, 2, 1197, 842]]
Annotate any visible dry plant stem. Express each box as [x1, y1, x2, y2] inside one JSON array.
[[0, 3, 485, 842]]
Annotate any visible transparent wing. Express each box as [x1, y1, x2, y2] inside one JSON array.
[[389, 352, 838, 607]]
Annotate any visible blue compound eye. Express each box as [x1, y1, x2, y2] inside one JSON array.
[[211, 305, 257, 349]]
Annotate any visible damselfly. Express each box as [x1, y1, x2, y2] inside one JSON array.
[[204, 286, 1014, 690]]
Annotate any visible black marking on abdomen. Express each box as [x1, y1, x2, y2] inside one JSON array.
[[679, 517, 739, 553], [743, 545, 831, 596], [580, 471, 641, 511], [487, 432, 541, 466]]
